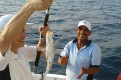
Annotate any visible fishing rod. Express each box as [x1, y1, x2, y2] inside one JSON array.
[[34, 8, 50, 73], [43, 8, 50, 27]]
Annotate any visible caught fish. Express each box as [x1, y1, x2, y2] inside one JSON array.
[[40, 31, 56, 80]]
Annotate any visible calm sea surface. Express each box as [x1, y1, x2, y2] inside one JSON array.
[[0, 0, 121, 80]]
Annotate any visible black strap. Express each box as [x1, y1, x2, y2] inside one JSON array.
[[0, 65, 11, 80], [87, 65, 100, 80], [87, 65, 94, 80], [87, 75, 93, 80]]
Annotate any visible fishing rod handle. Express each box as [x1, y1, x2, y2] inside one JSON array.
[[34, 37, 45, 65], [34, 51, 41, 67]]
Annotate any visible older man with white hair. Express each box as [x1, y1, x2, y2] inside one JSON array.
[[0, 14, 50, 80], [0, 0, 53, 56], [0, 0, 53, 80]]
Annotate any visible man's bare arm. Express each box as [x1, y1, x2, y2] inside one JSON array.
[[0, 0, 53, 55]]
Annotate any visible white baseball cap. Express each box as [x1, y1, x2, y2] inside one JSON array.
[[0, 14, 33, 32], [77, 20, 91, 31]]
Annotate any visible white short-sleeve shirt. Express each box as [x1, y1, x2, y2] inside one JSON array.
[[0, 45, 39, 80], [0, 52, 4, 62]]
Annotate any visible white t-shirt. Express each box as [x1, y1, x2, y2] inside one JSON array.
[[0, 45, 39, 80], [0, 52, 4, 62]]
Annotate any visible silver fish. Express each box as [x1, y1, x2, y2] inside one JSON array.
[[40, 31, 56, 80]]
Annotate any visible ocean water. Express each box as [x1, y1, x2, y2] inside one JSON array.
[[0, 0, 121, 80]]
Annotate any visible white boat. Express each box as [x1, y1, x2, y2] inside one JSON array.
[[32, 73, 66, 80], [32, 73, 97, 80]]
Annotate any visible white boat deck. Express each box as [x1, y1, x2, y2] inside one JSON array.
[[32, 73, 66, 80], [32, 73, 97, 80]]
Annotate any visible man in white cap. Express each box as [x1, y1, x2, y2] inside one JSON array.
[[0, 0, 52, 80], [58, 20, 101, 80]]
